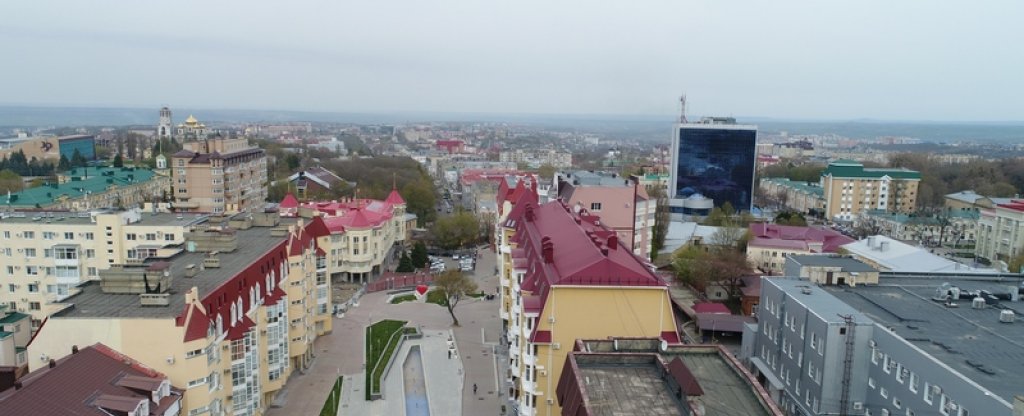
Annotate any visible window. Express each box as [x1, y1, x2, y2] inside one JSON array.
[[924, 383, 935, 404], [64, 232, 74, 240], [126, 233, 137, 240], [590, 202, 602, 211], [25, 231, 36, 239], [84, 232, 94, 240], [165, 233, 175, 241], [185, 349, 203, 358], [29, 302, 41, 311], [883, 355, 892, 373], [27, 284, 38, 293], [146, 233, 157, 241], [939, 395, 951, 416], [54, 247, 77, 260], [2, 231, 8, 239], [26, 266, 38, 275], [24, 248, 36, 257], [868, 377, 876, 388], [7, 284, 14, 293], [894, 397, 902, 409], [88, 267, 97, 276], [85, 249, 95, 259], [880, 387, 889, 398], [5, 266, 12, 275]]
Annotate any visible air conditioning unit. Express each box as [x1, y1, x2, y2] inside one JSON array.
[[551, 342, 561, 350], [539, 370, 548, 377], [548, 316, 556, 323], [853, 402, 863, 410], [166, 356, 175, 364], [931, 385, 942, 394]]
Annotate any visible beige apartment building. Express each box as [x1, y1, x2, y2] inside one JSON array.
[[976, 199, 1024, 265], [820, 160, 920, 221], [0, 209, 202, 330], [552, 171, 656, 258], [172, 136, 267, 214], [27, 212, 332, 416]]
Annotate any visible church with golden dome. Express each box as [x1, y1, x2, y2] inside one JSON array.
[[175, 114, 209, 139]]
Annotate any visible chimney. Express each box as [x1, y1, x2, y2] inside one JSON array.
[[607, 235, 618, 250], [48, 359, 56, 369], [600, 246, 609, 256], [525, 204, 535, 222], [71, 345, 79, 354]]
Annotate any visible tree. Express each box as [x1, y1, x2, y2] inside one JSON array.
[[433, 270, 478, 326], [411, 241, 429, 268], [71, 148, 87, 168], [58, 154, 71, 172], [113, 153, 124, 168], [672, 244, 750, 300], [0, 169, 23, 194], [432, 210, 481, 249], [396, 251, 415, 272], [709, 226, 746, 249], [284, 153, 301, 171], [775, 211, 807, 226], [537, 164, 557, 180], [648, 185, 670, 261]]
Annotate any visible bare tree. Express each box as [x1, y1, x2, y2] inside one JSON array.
[[433, 270, 478, 326]]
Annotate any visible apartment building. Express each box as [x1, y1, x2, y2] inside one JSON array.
[[3, 166, 168, 211], [0, 209, 201, 329], [552, 171, 657, 258], [498, 148, 573, 168], [498, 194, 679, 416], [747, 276, 1024, 416], [821, 160, 921, 221], [858, 208, 979, 246], [172, 136, 267, 214], [0, 308, 31, 378], [26, 213, 333, 416], [746, 223, 854, 275], [0, 343, 183, 415], [976, 199, 1024, 265], [280, 188, 409, 283], [758, 177, 825, 215]]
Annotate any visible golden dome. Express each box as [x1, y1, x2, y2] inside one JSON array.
[[185, 115, 199, 125]]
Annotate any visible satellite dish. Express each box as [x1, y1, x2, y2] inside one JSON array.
[[660, 339, 669, 351]]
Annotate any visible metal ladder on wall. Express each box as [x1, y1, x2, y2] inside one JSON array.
[[838, 314, 856, 416]]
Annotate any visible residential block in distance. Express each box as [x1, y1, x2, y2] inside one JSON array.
[[820, 159, 920, 222]]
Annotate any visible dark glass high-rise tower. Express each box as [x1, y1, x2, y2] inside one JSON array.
[[669, 117, 757, 214]]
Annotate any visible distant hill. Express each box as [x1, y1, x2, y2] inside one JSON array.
[[1, 105, 1022, 143]]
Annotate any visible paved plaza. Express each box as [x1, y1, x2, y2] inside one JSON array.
[[266, 245, 502, 416]]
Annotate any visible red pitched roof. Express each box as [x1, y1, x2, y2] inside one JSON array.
[[280, 193, 299, 209], [0, 344, 177, 416], [748, 223, 854, 253], [530, 329, 552, 343], [385, 188, 405, 205]]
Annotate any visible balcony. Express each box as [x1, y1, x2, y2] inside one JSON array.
[[500, 309, 509, 320], [510, 362, 521, 378], [523, 379, 540, 396], [523, 352, 536, 367], [512, 303, 521, 315]]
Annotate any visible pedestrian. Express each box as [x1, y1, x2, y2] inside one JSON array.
[[448, 350, 452, 359], [473, 383, 478, 395]]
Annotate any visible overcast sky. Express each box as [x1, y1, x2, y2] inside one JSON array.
[[1, 1, 1021, 121]]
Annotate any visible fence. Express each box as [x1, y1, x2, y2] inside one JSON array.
[[366, 273, 435, 293]]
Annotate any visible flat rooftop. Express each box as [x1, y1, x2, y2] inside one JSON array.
[[579, 340, 778, 416], [787, 254, 877, 272], [0, 211, 206, 227], [576, 358, 687, 415], [55, 220, 295, 319], [825, 275, 1024, 402], [769, 278, 871, 324]]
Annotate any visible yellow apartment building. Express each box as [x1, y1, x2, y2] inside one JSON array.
[[172, 133, 267, 215], [497, 193, 679, 416], [820, 160, 920, 222], [0, 209, 205, 329], [26, 212, 332, 416]]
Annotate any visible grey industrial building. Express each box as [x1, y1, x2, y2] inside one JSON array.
[[745, 273, 1024, 416]]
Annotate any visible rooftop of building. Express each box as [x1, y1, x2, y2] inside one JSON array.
[[786, 254, 878, 273], [945, 190, 1014, 206], [557, 170, 635, 187], [822, 160, 921, 180], [2, 167, 158, 208], [748, 223, 854, 253], [765, 278, 872, 323], [0, 343, 180, 416], [0, 209, 208, 228], [825, 275, 1024, 402], [842, 235, 993, 274], [54, 219, 296, 319], [571, 339, 782, 416]]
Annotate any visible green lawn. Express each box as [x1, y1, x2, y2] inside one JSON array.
[[319, 376, 343, 416], [365, 319, 408, 400], [389, 294, 417, 304], [425, 290, 450, 306]]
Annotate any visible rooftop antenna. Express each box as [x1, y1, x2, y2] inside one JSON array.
[[679, 94, 688, 123]]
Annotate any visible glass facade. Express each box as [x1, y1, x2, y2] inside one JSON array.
[[58, 136, 97, 161], [673, 126, 757, 211]]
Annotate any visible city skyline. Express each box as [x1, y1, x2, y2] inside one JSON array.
[[2, 1, 1023, 121]]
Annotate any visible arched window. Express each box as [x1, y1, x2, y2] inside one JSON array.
[[231, 303, 237, 325], [217, 315, 224, 335]]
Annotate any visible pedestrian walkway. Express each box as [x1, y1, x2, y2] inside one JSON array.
[[267, 244, 502, 416]]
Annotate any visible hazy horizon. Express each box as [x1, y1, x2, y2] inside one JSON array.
[[2, 1, 1022, 121]]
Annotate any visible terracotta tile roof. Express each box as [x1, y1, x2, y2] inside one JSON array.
[[279, 193, 299, 209], [0, 344, 179, 416], [748, 223, 853, 253], [385, 188, 405, 205], [692, 302, 730, 315]]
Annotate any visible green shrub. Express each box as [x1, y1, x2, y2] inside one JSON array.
[[319, 376, 343, 416], [365, 320, 407, 400], [390, 294, 417, 304]]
